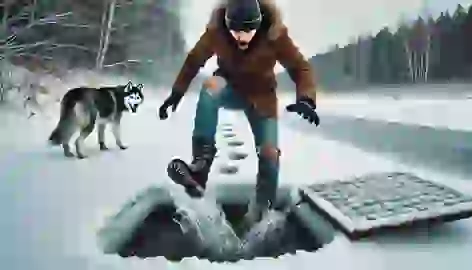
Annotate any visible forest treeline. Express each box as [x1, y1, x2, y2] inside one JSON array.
[[279, 4, 472, 90], [0, 0, 185, 83]]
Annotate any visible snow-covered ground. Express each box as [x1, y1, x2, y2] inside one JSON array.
[[1, 91, 472, 270]]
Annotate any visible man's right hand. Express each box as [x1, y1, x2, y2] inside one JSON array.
[[158, 91, 183, 120]]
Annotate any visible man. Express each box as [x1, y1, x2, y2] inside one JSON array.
[[158, 0, 320, 226]]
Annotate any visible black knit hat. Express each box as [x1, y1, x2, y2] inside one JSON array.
[[225, 0, 262, 32]]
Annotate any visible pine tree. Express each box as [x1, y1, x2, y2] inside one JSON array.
[[451, 4, 467, 78], [368, 27, 393, 83], [436, 12, 454, 79], [390, 28, 409, 82], [461, 5, 472, 77]]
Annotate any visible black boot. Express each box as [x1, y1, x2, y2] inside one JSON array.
[[167, 136, 217, 197], [236, 153, 279, 234], [189, 136, 217, 188]]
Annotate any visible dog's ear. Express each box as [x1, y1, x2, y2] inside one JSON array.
[[136, 84, 143, 91], [124, 81, 132, 92]]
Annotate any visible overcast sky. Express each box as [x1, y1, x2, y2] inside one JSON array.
[[180, 0, 472, 73]]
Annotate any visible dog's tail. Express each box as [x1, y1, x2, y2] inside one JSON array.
[[48, 91, 76, 145]]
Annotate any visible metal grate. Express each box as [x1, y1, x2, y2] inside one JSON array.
[[300, 172, 472, 238]]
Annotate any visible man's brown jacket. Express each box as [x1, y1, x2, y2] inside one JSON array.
[[172, 0, 317, 118]]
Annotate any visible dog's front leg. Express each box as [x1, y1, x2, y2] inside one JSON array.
[[112, 115, 127, 150]]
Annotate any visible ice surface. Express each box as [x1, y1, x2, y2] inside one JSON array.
[[313, 96, 472, 131], [1, 92, 472, 269]]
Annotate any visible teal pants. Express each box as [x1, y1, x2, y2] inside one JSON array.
[[193, 86, 279, 208]]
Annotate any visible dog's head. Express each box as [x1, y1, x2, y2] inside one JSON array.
[[123, 81, 144, 113]]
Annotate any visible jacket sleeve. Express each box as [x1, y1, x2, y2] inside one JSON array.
[[172, 28, 215, 95], [274, 27, 317, 103]]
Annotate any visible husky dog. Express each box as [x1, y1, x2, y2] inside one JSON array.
[[48, 81, 144, 159]]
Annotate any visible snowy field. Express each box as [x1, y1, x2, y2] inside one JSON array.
[[1, 90, 472, 270]]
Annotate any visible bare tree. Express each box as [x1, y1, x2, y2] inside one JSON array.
[[424, 20, 432, 82], [420, 0, 431, 82], [410, 17, 430, 83], [0, 1, 73, 105], [96, 0, 117, 70], [396, 14, 416, 83], [397, 25, 414, 82], [1, 0, 18, 102]]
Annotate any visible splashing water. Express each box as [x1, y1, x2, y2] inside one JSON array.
[[169, 186, 242, 260], [168, 185, 291, 260], [240, 210, 288, 258]]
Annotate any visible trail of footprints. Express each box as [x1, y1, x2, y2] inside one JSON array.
[[218, 123, 248, 175]]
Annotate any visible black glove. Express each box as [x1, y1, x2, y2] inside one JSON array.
[[286, 97, 320, 126], [158, 91, 183, 120]]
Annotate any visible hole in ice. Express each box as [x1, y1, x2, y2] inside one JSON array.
[[102, 185, 334, 262]]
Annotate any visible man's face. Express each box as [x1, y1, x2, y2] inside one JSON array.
[[229, 29, 257, 50]]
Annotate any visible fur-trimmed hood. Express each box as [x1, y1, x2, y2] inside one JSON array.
[[207, 0, 284, 40]]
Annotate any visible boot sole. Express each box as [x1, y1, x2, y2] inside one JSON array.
[[167, 158, 205, 197]]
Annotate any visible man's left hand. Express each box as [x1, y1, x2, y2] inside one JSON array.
[[286, 97, 320, 126]]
